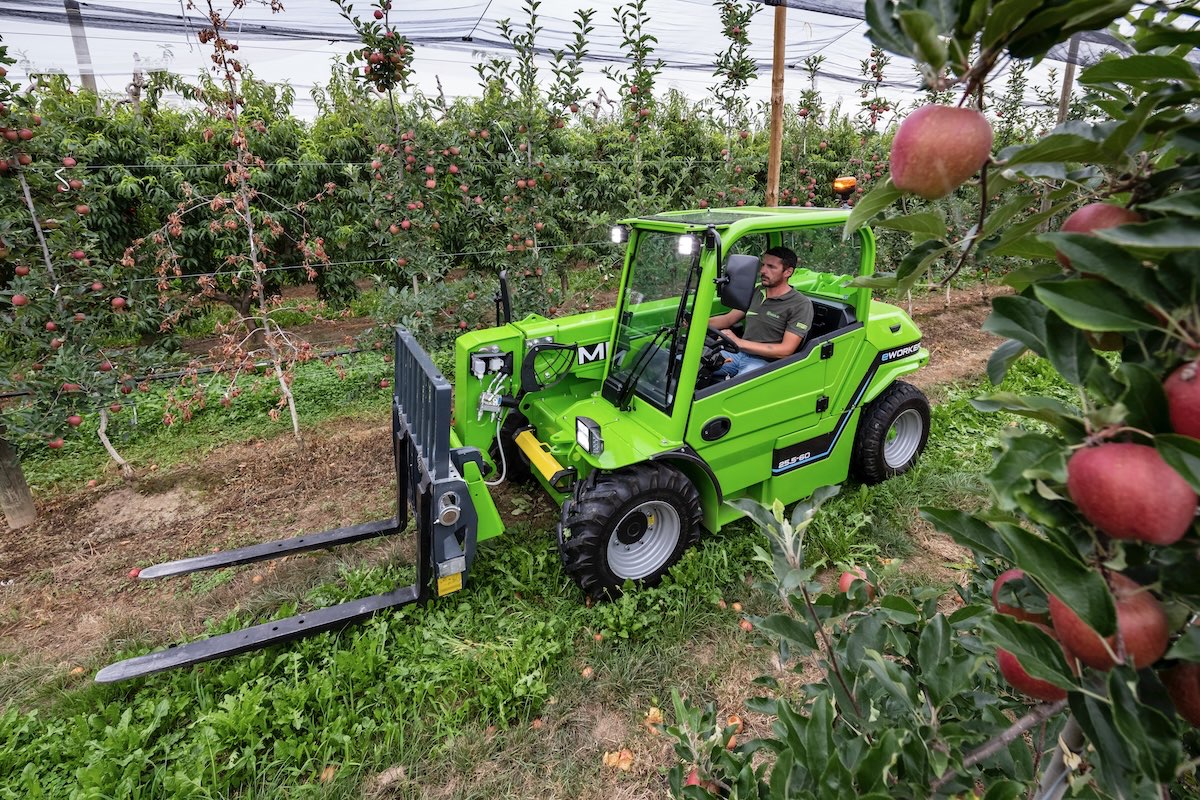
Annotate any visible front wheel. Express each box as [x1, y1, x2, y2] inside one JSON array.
[[559, 463, 702, 600], [851, 380, 930, 484]]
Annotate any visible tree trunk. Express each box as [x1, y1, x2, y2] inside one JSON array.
[[0, 429, 36, 529]]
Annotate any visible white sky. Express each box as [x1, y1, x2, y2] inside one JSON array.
[[0, 0, 1085, 122]]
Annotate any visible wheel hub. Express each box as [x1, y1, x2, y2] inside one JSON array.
[[616, 511, 651, 545]]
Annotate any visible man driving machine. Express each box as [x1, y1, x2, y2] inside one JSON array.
[[708, 246, 812, 378]]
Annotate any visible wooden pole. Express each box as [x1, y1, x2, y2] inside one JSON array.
[[1038, 34, 1080, 223], [64, 0, 99, 95], [765, 3, 786, 207], [0, 429, 36, 529]]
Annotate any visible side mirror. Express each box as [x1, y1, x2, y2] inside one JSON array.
[[718, 254, 759, 312]]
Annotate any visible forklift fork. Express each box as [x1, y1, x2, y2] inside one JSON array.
[[96, 328, 478, 683]]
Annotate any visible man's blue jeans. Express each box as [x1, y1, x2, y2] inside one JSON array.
[[713, 350, 770, 379]]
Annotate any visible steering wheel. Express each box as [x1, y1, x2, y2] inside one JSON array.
[[705, 326, 740, 354]]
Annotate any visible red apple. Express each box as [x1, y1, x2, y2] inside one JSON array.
[[1056, 203, 1143, 267], [128, 567, 141, 579], [62, 157, 76, 168], [992, 568, 1049, 624], [91, 282, 103, 292], [111, 297, 127, 309], [1067, 442, 1196, 545], [890, 105, 993, 200], [838, 566, 875, 600], [379, 379, 390, 389], [67, 415, 83, 427], [1049, 572, 1168, 670], [45, 321, 58, 332], [47, 438, 64, 449], [14, 265, 29, 276], [11, 294, 28, 306], [1163, 661, 1200, 727], [1165, 362, 1200, 440]]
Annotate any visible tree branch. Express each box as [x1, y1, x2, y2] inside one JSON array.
[[931, 699, 1068, 792]]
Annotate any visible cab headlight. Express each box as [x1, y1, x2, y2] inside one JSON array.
[[575, 416, 603, 456]]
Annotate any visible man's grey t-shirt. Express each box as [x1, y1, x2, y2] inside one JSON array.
[[742, 287, 813, 355]]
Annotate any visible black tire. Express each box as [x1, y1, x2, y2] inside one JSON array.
[[559, 463, 702, 600], [490, 410, 533, 484], [851, 380, 930, 484]]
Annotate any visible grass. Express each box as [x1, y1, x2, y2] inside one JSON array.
[[0, 352, 1076, 798], [14, 350, 395, 493]]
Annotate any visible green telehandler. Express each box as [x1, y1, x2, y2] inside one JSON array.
[[97, 203, 929, 682]]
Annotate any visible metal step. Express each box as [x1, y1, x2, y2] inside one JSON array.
[[138, 518, 401, 579], [95, 584, 422, 683]]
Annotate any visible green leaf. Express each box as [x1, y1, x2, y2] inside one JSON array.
[[1045, 234, 1165, 306], [1000, 263, 1062, 295], [1138, 189, 1200, 218], [1096, 218, 1200, 253], [983, 295, 1048, 355], [1116, 363, 1170, 434], [855, 729, 906, 793], [1166, 625, 1200, 661], [758, 613, 819, 651], [896, 240, 950, 292], [987, 339, 1028, 385], [1156, 434, 1200, 494], [982, 614, 1075, 689], [879, 595, 921, 625], [1070, 692, 1141, 796], [997, 526, 1116, 636], [988, 431, 1068, 511], [864, 0, 913, 58], [921, 508, 1015, 561], [899, 9, 947, 72], [982, 780, 1029, 800], [971, 391, 1081, 429], [1034, 279, 1160, 332], [1001, 129, 1107, 169], [862, 649, 917, 710], [845, 178, 901, 238], [1080, 54, 1197, 85], [918, 613, 951, 672], [981, 0, 1041, 49], [873, 211, 947, 244], [1044, 311, 1096, 386]]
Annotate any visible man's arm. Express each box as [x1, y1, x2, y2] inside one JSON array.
[[721, 329, 803, 359], [709, 308, 746, 330]]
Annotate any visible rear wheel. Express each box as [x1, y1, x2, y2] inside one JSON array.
[[852, 380, 930, 484], [559, 463, 702, 600]]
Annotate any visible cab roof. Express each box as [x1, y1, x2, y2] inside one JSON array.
[[625, 205, 852, 230]]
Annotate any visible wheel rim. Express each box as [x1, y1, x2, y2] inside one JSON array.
[[607, 500, 681, 580], [883, 408, 924, 468]]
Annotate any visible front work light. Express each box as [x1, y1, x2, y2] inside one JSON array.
[[611, 225, 629, 244], [677, 234, 696, 256], [575, 416, 604, 456], [833, 176, 857, 194]]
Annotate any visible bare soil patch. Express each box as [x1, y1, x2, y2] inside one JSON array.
[[1, 286, 998, 675]]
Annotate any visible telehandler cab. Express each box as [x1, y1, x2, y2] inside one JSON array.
[[97, 204, 930, 683]]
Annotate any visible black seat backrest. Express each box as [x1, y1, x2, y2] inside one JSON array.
[[808, 298, 856, 338], [719, 254, 759, 312]]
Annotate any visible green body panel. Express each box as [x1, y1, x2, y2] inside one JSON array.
[[450, 428, 505, 543], [446, 206, 927, 537]]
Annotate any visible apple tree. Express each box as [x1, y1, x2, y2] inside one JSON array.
[[0, 41, 169, 479], [667, 3, 1200, 798]]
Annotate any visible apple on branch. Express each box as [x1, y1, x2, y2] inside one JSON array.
[[889, 105, 993, 200]]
